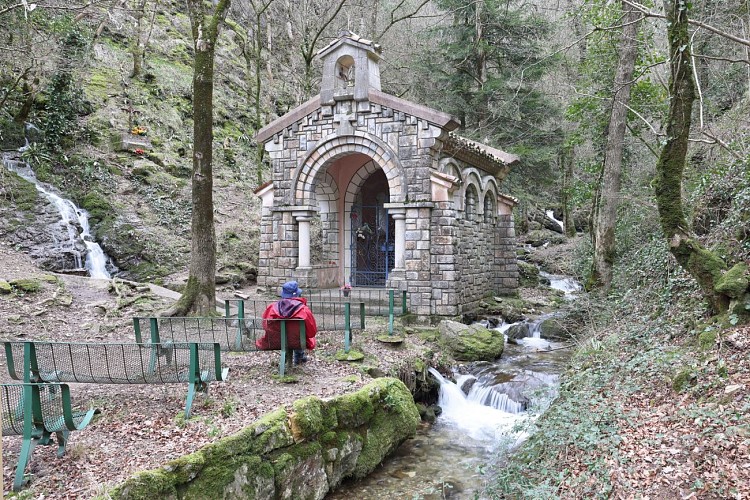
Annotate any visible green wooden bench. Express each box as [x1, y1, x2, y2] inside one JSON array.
[[132, 317, 306, 376], [1, 382, 95, 491], [4, 341, 227, 418]]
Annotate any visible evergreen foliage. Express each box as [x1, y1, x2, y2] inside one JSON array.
[[414, 0, 563, 186]]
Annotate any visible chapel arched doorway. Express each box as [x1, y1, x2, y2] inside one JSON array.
[[347, 168, 393, 287]]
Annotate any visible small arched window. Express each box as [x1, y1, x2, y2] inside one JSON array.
[[484, 193, 496, 222], [465, 185, 478, 219], [335, 55, 355, 89]]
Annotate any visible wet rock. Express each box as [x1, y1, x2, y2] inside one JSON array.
[[459, 378, 476, 395], [438, 320, 504, 362], [505, 322, 532, 340]]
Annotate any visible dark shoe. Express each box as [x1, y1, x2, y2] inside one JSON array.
[[293, 352, 309, 365]]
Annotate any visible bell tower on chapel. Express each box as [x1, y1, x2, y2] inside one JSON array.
[[318, 31, 382, 115]]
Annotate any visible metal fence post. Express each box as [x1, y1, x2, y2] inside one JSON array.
[[388, 289, 394, 336], [344, 302, 351, 353]]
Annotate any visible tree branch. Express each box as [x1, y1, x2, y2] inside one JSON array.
[[623, 0, 750, 48]]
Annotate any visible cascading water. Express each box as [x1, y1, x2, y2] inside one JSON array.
[[328, 270, 581, 499], [2, 154, 114, 279], [540, 270, 581, 299], [545, 209, 565, 232]]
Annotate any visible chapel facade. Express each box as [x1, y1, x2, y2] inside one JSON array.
[[254, 32, 519, 316]]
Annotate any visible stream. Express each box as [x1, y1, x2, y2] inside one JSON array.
[[327, 277, 579, 499]]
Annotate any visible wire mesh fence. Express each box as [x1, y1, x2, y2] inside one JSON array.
[[222, 299, 366, 331], [4, 341, 225, 384]]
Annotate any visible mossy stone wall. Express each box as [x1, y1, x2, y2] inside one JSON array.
[[108, 378, 420, 499]]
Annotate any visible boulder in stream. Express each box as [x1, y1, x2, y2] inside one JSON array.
[[438, 320, 504, 362]]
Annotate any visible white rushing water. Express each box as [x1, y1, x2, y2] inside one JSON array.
[[2, 156, 112, 278], [545, 209, 565, 232], [428, 367, 528, 444], [540, 270, 581, 300]]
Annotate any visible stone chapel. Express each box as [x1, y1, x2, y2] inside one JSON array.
[[254, 31, 519, 316]]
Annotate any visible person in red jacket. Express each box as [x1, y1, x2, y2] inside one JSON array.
[[257, 281, 317, 365]]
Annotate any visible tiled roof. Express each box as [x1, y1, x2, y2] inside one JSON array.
[[317, 31, 382, 59], [446, 133, 520, 167]]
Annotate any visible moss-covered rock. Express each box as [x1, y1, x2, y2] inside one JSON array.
[[438, 320, 505, 361], [672, 369, 697, 393], [290, 396, 325, 440], [271, 442, 328, 500], [110, 379, 419, 500], [518, 260, 541, 287], [715, 262, 749, 299], [0, 280, 11, 294], [351, 378, 420, 478], [9, 278, 42, 293], [698, 329, 717, 350]]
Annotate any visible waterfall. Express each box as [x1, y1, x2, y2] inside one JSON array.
[[545, 209, 564, 232], [540, 270, 581, 299], [428, 367, 524, 442], [2, 155, 113, 279]]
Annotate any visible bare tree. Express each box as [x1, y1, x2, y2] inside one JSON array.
[[164, 0, 231, 317], [590, 2, 641, 293]]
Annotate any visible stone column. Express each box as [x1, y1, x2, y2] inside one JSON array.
[[392, 212, 406, 270], [295, 214, 313, 270]]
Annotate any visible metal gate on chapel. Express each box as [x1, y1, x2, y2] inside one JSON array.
[[349, 204, 394, 287]]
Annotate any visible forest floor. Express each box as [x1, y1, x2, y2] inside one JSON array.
[[0, 242, 438, 498]]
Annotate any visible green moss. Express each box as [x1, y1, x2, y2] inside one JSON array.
[[352, 378, 420, 478], [715, 262, 749, 299], [328, 387, 374, 428], [518, 260, 540, 286], [181, 455, 274, 499], [109, 468, 178, 498], [0, 280, 11, 294], [698, 330, 717, 350], [10, 279, 42, 293], [0, 171, 39, 212], [80, 191, 114, 225], [290, 396, 324, 438], [672, 369, 697, 393], [161, 452, 207, 484], [335, 349, 364, 361], [439, 322, 504, 362]]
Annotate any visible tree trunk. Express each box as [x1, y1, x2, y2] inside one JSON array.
[[560, 145, 576, 238], [590, 2, 640, 293], [165, 0, 230, 317], [656, 0, 729, 313]]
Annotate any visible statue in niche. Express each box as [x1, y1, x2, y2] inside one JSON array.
[[335, 57, 355, 88]]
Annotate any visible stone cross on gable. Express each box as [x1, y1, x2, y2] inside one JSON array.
[[333, 110, 357, 135]]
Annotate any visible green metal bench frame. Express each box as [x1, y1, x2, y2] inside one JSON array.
[[1, 382, 95, 491], [133, 317, 305, 376], [4, 341, 227, 419]]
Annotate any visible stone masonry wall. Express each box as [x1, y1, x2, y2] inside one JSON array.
[[495, 214, 518, 293], [455, 216, 502, 311], [430, 201, 459, 316], [402, 204, 434, 316]]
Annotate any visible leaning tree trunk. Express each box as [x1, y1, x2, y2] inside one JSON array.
[[656, 0, 729, 313], [165, 0, 230, 317], [590, 1, 640, 293]]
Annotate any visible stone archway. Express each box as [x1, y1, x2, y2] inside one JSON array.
[[291, 132, 406, 206]]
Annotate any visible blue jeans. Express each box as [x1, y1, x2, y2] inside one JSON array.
[[293, 349, 307, 363]]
